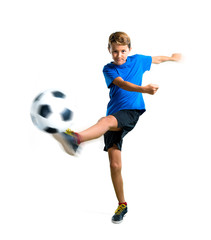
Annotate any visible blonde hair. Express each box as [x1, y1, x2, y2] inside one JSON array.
[[108, 32, 131, 50]]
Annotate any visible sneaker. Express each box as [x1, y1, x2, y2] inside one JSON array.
[[53, 129, 80, 156], [112, 204, 128, 224]]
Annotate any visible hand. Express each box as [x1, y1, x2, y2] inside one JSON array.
[[142, 84, 159, 95], [171, 53, 182, 62]]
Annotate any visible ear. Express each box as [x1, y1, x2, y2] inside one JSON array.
[[108, 47, 111, 53]]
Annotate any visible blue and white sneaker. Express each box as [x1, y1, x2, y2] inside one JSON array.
[[53, 129, 80, 156]]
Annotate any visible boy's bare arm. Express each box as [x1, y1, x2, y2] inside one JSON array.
[[152, 53, 182, 64], [113, 77, 159, 95]]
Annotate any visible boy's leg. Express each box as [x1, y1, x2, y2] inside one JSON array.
[[108, 145, 128, 224], [53, 115, 120, 155], [108, 145, 125, 203], [78, 115, 121, 143]]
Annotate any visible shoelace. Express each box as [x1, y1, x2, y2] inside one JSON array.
[[115, 204, 126, 215], [65, 128, 74, 136]]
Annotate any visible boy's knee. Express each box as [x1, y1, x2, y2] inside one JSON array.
[[110, 161, 122, 172], [108, 145, 122, 171], [98, 115, 117, 129]]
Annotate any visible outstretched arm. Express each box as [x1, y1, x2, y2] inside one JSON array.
[[152, 53, 182, 64]]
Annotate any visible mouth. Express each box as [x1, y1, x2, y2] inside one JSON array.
[[116, 59, 123, 62], [116, 58, 125, 64]]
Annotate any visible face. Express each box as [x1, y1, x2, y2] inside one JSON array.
[[109, 43, 131, 65]]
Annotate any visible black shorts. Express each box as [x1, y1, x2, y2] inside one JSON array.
[[104, 109, 146, 151]]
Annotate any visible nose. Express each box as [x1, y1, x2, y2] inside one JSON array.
[[117, 52, 122, 58]]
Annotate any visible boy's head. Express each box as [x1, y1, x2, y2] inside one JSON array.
[[108, 32, 131, 50], [108, 32, 131, 65]]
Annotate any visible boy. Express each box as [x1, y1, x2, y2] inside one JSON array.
[[53, 32, 181, 224]]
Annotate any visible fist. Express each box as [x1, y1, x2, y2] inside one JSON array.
[[143, 84, 159, 95], [171, 53, 182, 62]]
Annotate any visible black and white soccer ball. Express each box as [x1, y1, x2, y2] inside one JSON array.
[[30, 90, 73, 134]]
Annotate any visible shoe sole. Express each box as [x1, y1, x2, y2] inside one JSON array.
[[111, 212, 127, 224], [112, 219, 123, 224], [52, 133, 75, 156]]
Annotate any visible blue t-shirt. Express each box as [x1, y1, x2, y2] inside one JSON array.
[[103, 54, 152, 116]]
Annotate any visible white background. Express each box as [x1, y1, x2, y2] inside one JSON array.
[[0, 0, 211, 239]]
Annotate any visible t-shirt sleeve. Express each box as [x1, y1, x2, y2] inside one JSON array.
[[138, 55, 152, 72], [103, 65, 120, 88]]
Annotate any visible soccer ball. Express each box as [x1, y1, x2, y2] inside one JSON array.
[[30, 90, 73, 134]]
